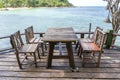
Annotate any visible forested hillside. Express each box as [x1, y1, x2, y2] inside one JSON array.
[[0, 0, 73, 8]]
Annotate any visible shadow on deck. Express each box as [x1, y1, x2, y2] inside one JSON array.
[[0, 46, 120, 80]]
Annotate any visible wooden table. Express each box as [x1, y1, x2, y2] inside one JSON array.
[[42, 27, 78, 69]]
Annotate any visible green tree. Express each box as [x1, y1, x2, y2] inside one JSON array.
[[103, 0, 120, 46], [0, 0, 4, 8], [0, 0, 73, 8]]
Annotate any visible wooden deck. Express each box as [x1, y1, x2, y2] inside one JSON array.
[[0, 45, 120, 80]]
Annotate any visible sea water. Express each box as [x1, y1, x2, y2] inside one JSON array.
[[0, 6, 117, 49]]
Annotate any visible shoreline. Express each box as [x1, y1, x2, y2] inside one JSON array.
[[0, 7, 31, 11], [0, 6, 77, 11], [0, 6, 105, 11]]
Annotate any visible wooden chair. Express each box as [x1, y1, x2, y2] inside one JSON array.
[[79, 29, 106, 67], [25, 26, 45, 56], [75, 27, 102, 50], [77, 27, 103, 55], [10, 31, 40, 69]]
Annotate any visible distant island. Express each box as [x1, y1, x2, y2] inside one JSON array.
[[0, 0, 73, 8]]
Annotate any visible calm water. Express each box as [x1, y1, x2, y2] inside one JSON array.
[[0, 6, 115, 48]]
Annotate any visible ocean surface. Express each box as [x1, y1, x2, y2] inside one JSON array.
[[0, 6, 117, 49]]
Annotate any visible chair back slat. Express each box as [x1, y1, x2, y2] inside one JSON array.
[[10, 31, 23, 52], [94, 29, 106, 50], [91, 27, 103, 41], [25, 26, 34, 43]]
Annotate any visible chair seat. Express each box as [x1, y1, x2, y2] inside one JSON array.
[[29, 37, 43, 44], [80, 42, 101, 52], [25, 26, 45, 56], [19, 44, 38, 53]]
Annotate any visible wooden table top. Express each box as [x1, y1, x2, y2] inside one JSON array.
[[42, 27, 78, 42]]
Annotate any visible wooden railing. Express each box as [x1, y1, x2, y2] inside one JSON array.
[[1, 30, 120, 53], [0, 32, 94, 52]]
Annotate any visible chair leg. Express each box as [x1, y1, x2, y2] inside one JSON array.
[[77, 46, 80, 56], [79, 47, 83, 58], [41, 43, 44, 56], [90, 52, 95, 59], [44, 42, 47, 50], [24, 53, 28, 59], [97, 51, 102, 67], [33, 52, 37, 67], [37, 48, 41, 59], [15, 52, 22, 69], [77, 44, 82, 57], [75, 41, 79, 50], [82, 52, 86, 67]]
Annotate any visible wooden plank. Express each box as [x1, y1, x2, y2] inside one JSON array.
[[19, 44, 38, 53], [80, 42, 90, 51], [89, 43, 101, 51], [1, 60, 120, 68], [42, 27, 78, 42], [0, 77, 90, 80], [43, 34, 78, 42], [2, 78, 108, 80], [29, 38, 36, 43], [34, 37, 43, 43], [1, 66, 120, 73], [1, 44, 120, 79], [0, 47, 13, 52], [1, 62, 120, 71], [80, 42, 101, 51], [0, 71, 120, 79], [1, 58, 120, 65]]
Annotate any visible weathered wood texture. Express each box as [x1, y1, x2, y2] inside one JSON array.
[[0, 46, 120, 79], [25, 26, 44, 55], [25, 26, 44, 44], [75, 27, 103, 50], [79, 29, 106, 67], [10, 31, 40, 69], [42, 27, 78, 69], [42, 27, 78, 42]]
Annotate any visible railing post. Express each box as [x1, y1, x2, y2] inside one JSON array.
[[81, 33, 84, 38], [40, 34, 43, 37], [88, 23, 92, 38]]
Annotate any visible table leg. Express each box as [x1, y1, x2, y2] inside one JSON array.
[[46, 42, 55, 69], [66, 42, 75, 69]]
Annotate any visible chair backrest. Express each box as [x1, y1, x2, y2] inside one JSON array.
[[25, 26, 34, 43], [10, 31, 24, 52], [91, 27, 103, 41], [94, 29, 106, 50]]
